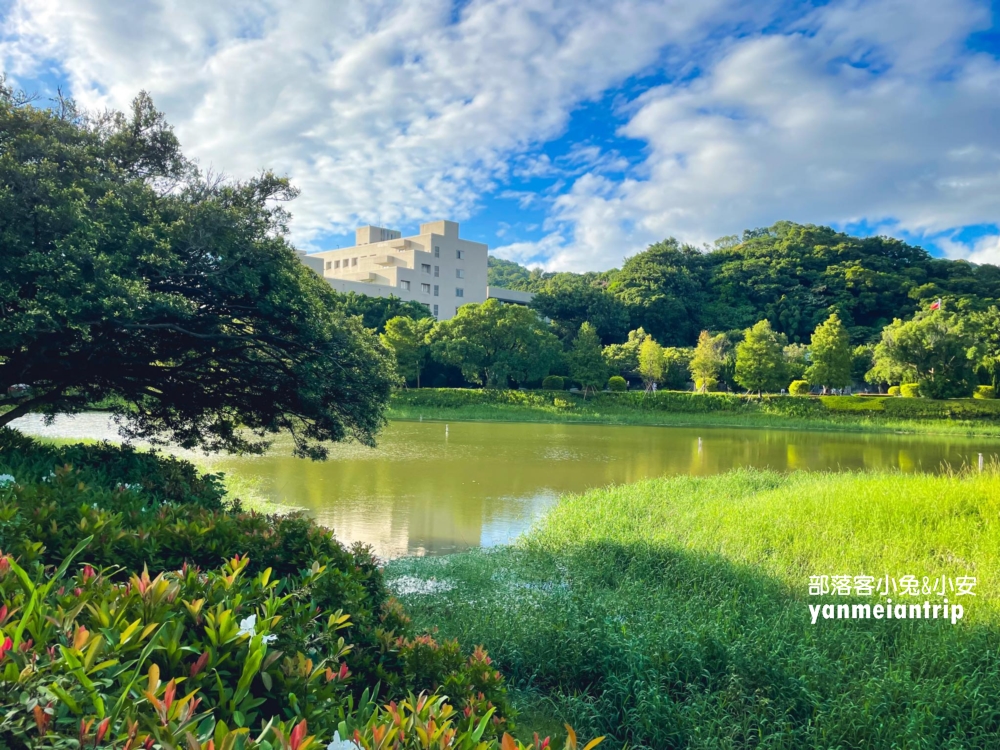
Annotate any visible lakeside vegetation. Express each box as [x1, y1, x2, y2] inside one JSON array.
[[387, 388, 1000, 437], [390, 468, 1000, 749]]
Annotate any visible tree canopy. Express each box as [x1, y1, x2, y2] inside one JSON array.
[[735, 320, 787, 394], [490, 222, 1000, 348], [429, 299, 561, 387], [867, 307, 981, 398], [0, 84, 395, 458], [805, 313, 852, 390]]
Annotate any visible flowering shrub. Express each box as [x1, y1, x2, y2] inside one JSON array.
[[0, 434, 526, 746], [0, 544, 524, 748]]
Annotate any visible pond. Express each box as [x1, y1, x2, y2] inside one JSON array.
[[13, 414, 1000, 559]]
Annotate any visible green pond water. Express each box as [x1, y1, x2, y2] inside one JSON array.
[[13, 414, 1000, 559]]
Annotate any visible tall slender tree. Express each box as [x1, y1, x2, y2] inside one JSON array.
[[805, 313, 852, 392], [735, 320, 787, 396], [689, 330, 725, 392], [638, 338, 665, 391], [568, 322, 609, 397]]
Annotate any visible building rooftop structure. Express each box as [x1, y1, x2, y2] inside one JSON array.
[[298, 220, 532, 320]]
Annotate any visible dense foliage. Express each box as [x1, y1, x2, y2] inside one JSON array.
[[0, 432, 617, 749], [488, 222, 1000, 348], [0, 84, 394, 459]]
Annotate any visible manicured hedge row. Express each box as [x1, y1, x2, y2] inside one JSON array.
[[390, 389, 1000, 422]]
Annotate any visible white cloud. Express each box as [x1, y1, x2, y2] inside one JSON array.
[[3, 0, 998, 270], [503, 0, 1000, 270], [0, 0, 733, 248]]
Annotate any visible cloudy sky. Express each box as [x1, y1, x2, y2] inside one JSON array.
[[2, 0, 998, 271]]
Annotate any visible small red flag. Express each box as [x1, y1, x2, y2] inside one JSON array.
[[929, 298, 941, 310]]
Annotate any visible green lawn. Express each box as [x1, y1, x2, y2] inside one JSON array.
[[387, 389, 1000, 438], [389, 468, 1000, 749]]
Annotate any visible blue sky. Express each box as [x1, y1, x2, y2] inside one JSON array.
[[2, 0, 998, 271]]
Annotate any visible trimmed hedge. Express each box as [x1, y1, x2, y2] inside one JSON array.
[[541, 375, 565, 390], [974, 385, 997, 400], [389, 388, 1000, 422], [901, 383, 922, 398], [888, 386, 901, 397], [788, 380, 810, 396], [608, 376, 628, 392]]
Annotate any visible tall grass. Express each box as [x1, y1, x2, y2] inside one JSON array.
[[389, 468, 1000, 749]]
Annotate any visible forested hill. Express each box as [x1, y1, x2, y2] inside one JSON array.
[[488, 221, 1000, 346]]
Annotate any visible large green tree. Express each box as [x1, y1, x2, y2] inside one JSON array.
[[0, 84, 395, 458], [804, 313, 852, 391], [336, 292, 432, 333], [602, 328, 651, 380], [381, 316, 435, 387], [735, 320, 787, 395], [530, 275, 630, 344], [429, 299, 561, 387], [972, 306, 1000, 390], [568, 322, 608, 396], [638, 339, 664, 390], [610, 239, 706, 346], [689, 330, 725, 392], [867, 307, 981, 398]]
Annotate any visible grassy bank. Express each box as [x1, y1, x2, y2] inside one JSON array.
[[387, 388, 1000, 437], [389, 468, 1000, 749]]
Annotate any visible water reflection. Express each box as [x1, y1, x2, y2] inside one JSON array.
[[11, 414, 1000, 559]]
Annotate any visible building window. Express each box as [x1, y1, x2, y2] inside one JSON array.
[[433, 285, 439, 296], [434, 265, 439, 277], [421, 263, 431, 274], [433, 304, 439, 317], [456, 268, 464, 279], [434, 246, 440, 257], [456, 249, 464, 260], [399, 280, 410, 291], [351, 257, 358, 267], [456, 288, 464, 298], [334, 259, 340, 269], [421, 283, 431, 294]]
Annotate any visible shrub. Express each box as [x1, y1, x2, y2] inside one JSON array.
[[788, 380, 810, 396], [542, 375, 565, 390], [900, 383, 922, 398], [607, 376, 627, 392], [0, 547, 522, 748], [888, 386, 901, 397], [553, 398, 574, 409], [695, 377, 718, 392], [0, 434, 516, 735], [974, 385, 997, 400]]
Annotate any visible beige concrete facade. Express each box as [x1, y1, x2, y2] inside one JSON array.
[[299, 220, 489, 320]]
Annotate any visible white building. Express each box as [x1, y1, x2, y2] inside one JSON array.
[[300, 220, 492, 320]]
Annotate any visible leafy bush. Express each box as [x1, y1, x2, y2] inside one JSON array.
[[788, 380, 810, 396], [0, 428, 225, 510], [900, 383, 922, 398], [553, 398, 573, 410], [0, 434, 518, 741], [974, 385, 997, 400], [542, 376, 565, 390], [0, 545, 521, 748], [607, 376, 627, 392], [694, 377, 718, 392], [888, 386, 901, 397]]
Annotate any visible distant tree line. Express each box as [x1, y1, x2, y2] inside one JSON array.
[[370, 222, 1000, 398]]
